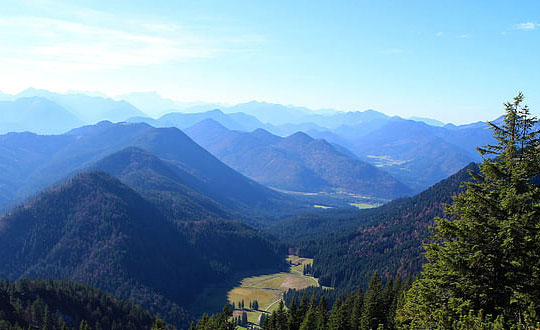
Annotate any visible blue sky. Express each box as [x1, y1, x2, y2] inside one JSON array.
[[0, 0, 539, 124]]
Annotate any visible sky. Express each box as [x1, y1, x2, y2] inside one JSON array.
[[0, 0, 539, 124]]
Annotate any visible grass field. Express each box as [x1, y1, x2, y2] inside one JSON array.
[[228, 255, 319, 327], [349, 202, 378, 209], [313, 204, 333, 209]]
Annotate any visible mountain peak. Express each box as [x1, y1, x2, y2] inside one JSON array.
[[284, 131, 314, 144]]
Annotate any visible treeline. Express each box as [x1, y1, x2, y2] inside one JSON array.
[[190, 273, 410, 330], [0, 279, 171, 330], [263, 273, 409, 330]]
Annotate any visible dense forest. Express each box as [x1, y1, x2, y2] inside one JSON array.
[[0, 279, 170, 330], [0, 171, 284, 329], [270, 162, 476, 289]]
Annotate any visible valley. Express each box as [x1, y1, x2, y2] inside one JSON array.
[[227, 255, 321, 328], [1, 2, 538, 329]]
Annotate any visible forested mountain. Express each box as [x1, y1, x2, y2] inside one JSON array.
[[270, 163, 476, 289], [0, 121, 302, 217], [0, 279, 169, 330], [186, 119, 411, 199], [89, 147, 234, 221], [0, 171, 283, 328], [0, 97, 84, 134]]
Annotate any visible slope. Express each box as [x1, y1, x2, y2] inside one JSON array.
[[186, 119, 411, 199], [269, 163, 477, 289], [0, 121, 300, 217], [0, 279, 168, 330], [0, 171, 283, 327]]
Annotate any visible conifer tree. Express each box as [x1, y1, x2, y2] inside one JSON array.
[[361, 272, 383, 330], [397, 93, 540, 329], [316, 296, 329, 330], [299, 302, 318, 330], [288, 298, 302, 330], [350, 289, 364, 330]]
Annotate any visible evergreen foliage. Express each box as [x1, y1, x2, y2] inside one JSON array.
[[397, 93, 540, 329], [0, 279, 170, 330]]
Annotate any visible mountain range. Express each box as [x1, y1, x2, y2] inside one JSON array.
[[0, 88, 500, 196], [185, 119, 411, 200], [0, 121, 302, 218]]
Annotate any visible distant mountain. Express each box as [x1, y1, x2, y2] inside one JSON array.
[[117, 91, 178, 116], [271, 163, 477, 289], [409, 116, 445, 126], [223, 101, 313, 125], [0, 90, 13, 100], [0, 97, 84, 134], [17, 88, 146, 123], [118, 91, 227, 116], [309, 118, 489, 192], [0, 171, 283, 327], [186, 119, 411, 199], [128, 109, 267, 132], [0, 121, 301, 218]]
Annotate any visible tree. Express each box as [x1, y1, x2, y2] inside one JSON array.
[[79, 320, 91, 330], [316, 296, 329, 330], [361, 272, 383, 330], [241, 311, 248, 326], [151, 318, 166, 330], [397, 93, 540, 329], [288, 298, 302, 330]]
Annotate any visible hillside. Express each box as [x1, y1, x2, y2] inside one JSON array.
[[0, 279, 169, 330], [0, 172, 283, 327], [186, 119, 411, 199], [89, 147, 234, 221], [0, 121, 301, 217], [269, 163, 477, 289]]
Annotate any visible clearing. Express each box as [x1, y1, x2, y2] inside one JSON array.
[[228, 255, 320, 327]]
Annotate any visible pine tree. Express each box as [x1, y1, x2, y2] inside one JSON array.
[[297, 293, 309, 321], [288, 298, 302, 330], [241, 311, 248, 326], [328, 296, 348, 330], [299, 302, 318, 330], [361, 272, 383, 330], [316, 296, 329, 330], [350, 289, 364, 330], [275, 301, 288, 330], [397, 93, 540, 329], [79, 320, 91, 330], [151, 318, 166, 330]]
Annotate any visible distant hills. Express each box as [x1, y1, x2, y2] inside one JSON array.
[[0, 121, 302, 218], [185, 119, 411, 199], [0, 171, 283, 328]]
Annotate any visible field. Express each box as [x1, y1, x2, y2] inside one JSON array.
[[349, 202, 378, 209], [313, 204, 333, 209], [228, 255, 319, 327]]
